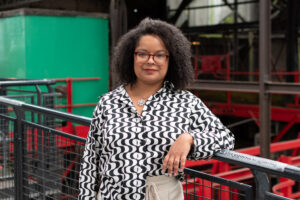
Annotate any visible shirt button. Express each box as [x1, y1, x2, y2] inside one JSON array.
[[134, 166, 141, 173], [135, 118, 141, 123], [134, 180, 142, 187], [134, 153, 143, 159], [130, 108, 135, 113], [133, 139, 140, 146]]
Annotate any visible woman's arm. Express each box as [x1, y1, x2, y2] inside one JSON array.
[[78, 102, 104, 199], [162, 97, 235, 177], [187, 97, 235, 160]]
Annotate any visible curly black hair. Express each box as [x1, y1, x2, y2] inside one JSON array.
[[111, 17, 194, 90]]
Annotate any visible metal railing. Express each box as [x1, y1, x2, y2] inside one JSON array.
[[0, 97, 299, 200], [0, 79, 60, 109]]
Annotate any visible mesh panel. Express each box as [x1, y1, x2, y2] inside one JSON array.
[[22, 124, 84, 199], [183, 169, 252, 200], [0, 107, 15, 199]]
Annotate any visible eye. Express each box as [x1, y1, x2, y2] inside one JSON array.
[[137, 52, 149, 58], [155, 54, 167, 59]]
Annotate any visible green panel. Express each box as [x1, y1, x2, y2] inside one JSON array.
[[24, 15, 109, 117], [0, 16, 26, 78], [0, 13, 109, 117]]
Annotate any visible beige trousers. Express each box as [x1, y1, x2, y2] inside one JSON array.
[[97, 175, 184, 200], [146, 175, 184, 200]]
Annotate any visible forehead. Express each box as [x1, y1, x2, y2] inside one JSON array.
[[135, 34, 167, 51]]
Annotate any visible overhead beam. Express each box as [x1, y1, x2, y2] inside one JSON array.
[[188, 80, 300, 95]]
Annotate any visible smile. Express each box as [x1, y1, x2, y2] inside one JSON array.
[[144, 69, 157, 73]]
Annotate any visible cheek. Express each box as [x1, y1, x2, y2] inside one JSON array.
[[162, 63, 169, 74], [133, 59, 140, 73]]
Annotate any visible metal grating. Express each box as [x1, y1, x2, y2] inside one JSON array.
[[22, 121, 84, 200], [183, 168, 253, 200], [0, 109, 15, 199]]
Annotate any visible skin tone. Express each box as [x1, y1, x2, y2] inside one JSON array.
[[126, 34, 194, 177]]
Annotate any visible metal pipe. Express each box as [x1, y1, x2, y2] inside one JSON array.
[[0, 80, 56, 86], [258, 0, 271, 158], [214, 149, 300, 181], [0, 97, 91, 125]]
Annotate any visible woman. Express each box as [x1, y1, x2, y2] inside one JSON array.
[[79, 18, 235, 200]]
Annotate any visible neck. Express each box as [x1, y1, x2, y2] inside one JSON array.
[[129, 80, 163, 99]]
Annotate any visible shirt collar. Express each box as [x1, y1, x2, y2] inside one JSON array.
[[117, 81, 175, 103]]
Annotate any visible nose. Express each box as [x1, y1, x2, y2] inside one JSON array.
[[147, 55, 155, 63]]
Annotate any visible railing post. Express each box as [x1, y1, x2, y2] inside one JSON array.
[[14, 108, 25, 200], [251, 169, 269, 200]]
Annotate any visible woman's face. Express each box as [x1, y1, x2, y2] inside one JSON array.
[[133, 34, 169, 86]]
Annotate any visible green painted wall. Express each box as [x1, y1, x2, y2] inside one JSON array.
[[0, 13, 109, 117], [0, 16, 26, 78]]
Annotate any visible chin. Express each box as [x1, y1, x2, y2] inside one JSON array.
[[141, 78, 164, 85]]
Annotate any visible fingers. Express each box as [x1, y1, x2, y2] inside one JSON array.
[[162, 155, 169, 173], [180, 156, 186, 172], [162, 154, 186, 176], [173, 157, 180, 176]]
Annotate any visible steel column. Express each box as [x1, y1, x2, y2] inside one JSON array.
[[14, 108, 25, 200], [259, 0, 271, 158], [286, 0, 298, 82]]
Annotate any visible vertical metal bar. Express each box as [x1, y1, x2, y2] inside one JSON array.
[[286, 0, 298, 82], [67, 78, 73, 113], [259, 0, 271, 158], [14, 108, 25, 200], [35, 85, 46, 199], [233, 0, 238, 73], [251, 170, 270, 200], [248, 31, 254, 81], [185, 177, 188, 199], [193, 176, 196, 199]]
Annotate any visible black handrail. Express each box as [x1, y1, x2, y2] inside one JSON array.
[[214, 149, 300, 181], [0, 97, 91, 125]]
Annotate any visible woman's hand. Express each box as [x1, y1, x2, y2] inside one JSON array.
[[162, 133, 193, 176]]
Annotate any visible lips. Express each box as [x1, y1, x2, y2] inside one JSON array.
[[144, 69, 157, 73]]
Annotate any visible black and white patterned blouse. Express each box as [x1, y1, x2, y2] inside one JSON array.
[[79, 81, 235, 200]]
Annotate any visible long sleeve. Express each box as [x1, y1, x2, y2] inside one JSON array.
[[78, 101, 104, 199], [188, 98, 235, 160]]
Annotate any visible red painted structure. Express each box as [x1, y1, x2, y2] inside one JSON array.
[[191, 54, 300, 199], [194, 54, 300, 138]]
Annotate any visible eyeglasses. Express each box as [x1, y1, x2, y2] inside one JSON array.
[[134, 52, 169, 64]]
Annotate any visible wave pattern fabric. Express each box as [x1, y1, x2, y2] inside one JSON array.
[[78, 82, 235, 200]]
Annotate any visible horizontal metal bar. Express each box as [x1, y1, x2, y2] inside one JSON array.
[[169, 0, 258, 11], [266, 81, 300, 94], [188, 80, 259, 92], [182, 22, 258, 34], [2, 94, 34, 98], [184, 168, 253, 192], [22, 120, 86, 143], [265, 191, 292, 200], [214, 149, 300, 181], [188, 80, 300, 94], [0, 97, 91, 125], [0, 113, 16, 121], [0, 79, 56, 87], [0, 0, 41, 10], [21, 104, 91, 125]]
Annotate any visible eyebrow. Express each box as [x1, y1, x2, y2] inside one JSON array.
[[135, 48, 168, 54]]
